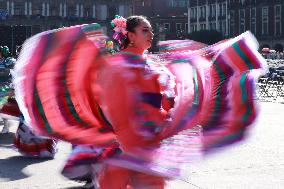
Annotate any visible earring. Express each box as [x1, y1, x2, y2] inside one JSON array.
[[129, 41, 134, 47]]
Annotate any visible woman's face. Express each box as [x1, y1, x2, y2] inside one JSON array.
[[129, 20, 154, 50]]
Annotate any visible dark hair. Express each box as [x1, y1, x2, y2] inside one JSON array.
[[122, 15, 149, 49]]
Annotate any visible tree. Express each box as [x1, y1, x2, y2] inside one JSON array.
[[186, 30, 224, 45]]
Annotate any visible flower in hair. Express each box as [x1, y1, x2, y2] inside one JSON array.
[[111, 15, 127, 46], [111, 15, 127, 35]]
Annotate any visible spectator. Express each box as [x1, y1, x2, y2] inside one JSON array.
[[0, 46, 15, 68]]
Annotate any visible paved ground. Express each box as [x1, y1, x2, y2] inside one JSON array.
[[1, 102, 284, 189]]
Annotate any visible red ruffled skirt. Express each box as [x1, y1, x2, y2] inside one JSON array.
[[13, 23, 266, 177]]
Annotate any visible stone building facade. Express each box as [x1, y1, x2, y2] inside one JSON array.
[[187, 0, 284, 51], [134, 0, 188, 41], [228, 0, 284, 51], [188, 0, 229, 37], [0, 0, 189, 54], [0, 0, 133, 54]]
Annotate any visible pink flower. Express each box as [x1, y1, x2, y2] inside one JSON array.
[[112, 17, 127, 35]]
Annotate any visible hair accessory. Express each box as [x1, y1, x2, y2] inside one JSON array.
[[111, 15, 127, 46]]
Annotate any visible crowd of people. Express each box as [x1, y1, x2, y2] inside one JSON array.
[[262, 51, 284, 60], [0, 15, 267, 189]]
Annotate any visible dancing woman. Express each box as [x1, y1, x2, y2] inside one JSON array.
[[62, 16, 165, 188], [13, 15, 266, 189]]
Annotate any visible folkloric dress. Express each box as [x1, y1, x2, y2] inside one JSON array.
[[0, 51, 57, 158], [13, 23, 266, 180]]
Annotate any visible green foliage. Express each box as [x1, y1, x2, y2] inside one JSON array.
[[186, 30, 224, 45]]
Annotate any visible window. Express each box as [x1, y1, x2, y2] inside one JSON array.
[[50, 3, 58, 16], [199, 6, 206, 19], [141, 0, 151, 7], [67, 5, 77, 17], [275, 4, 281, 16], [0, 1, 6, 10], [275, 19, 281, 35], [97, 4, 107, 20], [190, 7, 197, 19], [164, 23, 170, 32], [210, 22, 216, 30], [84, 8, 91, 18], [177, 0, 187, 7], [209, 4, 216, 17], [32, 2, 41, 16], [190, 24, 197, 32], [14, 2, 24, 15], [275, 5, 281, 35], [167, 0, 173, 7], [168, 0, 187, 7], [222, 3, 226, 16], [70, 4, 83, 18], [239, 9, 245, 33], [262, 7, 268, 35], [185, 23, 188, 33], [135, 0, 151, 6], [262, 6, 268, 17], [200, 23, 206, 30], [176, 23, 182, 31]]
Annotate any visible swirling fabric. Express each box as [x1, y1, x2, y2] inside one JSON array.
[[13, 23, 266, 177]]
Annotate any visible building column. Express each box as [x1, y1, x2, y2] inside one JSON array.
[[24, 1, 28, 15], [29, 2, 32, 15], [206, 3, 209, 30], [64, 3, 67, 17], [59, 3, 62, 17], [188, 7, 191, 33], [216, 1, 219, 31], [197, 2, 200, 30], [11, 1, 14, 15], [225, 0, 228, 36], [76, 4, 79, 17], [7, 1, 9, 15], [119, 5, 124, 17], [80, 5, 84, 17], [47, 2, 49, 17], [42, 2, 45, 16], [92, 4, 96, 18]]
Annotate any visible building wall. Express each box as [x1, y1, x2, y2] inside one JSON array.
[[134, 0, 188, 42], [228, 0, 284, 51], [0, 0, 188, 53], [0, 0, 133, 54], [187, 0, 284, 51], [188, 0, 229, 37]]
